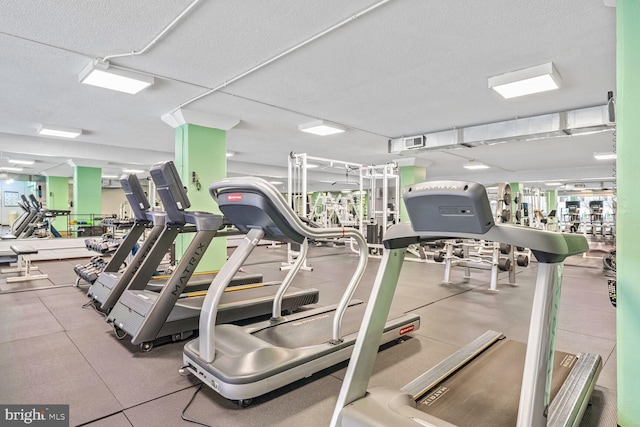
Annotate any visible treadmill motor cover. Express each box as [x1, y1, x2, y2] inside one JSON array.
[[216, 190, 305, 244], [403, 181, 494, 235]]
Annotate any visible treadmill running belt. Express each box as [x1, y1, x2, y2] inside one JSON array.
[[416, 339, 574, 426], [251, 302, 366, 348]]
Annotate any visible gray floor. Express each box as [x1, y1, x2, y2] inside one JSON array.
[[0, 244, 617, 426]]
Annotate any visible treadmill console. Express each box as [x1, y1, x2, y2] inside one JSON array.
[[215, 188, 305, 244], [120, 173, 151, 220], [403, 180, 494, 235], [150, 161, 191, 223]]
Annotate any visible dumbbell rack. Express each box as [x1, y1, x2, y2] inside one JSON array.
[[73, 235, 125, 286], [435, 240, 526, 292]]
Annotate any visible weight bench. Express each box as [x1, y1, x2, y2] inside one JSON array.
[[1, 245, 49, 283]]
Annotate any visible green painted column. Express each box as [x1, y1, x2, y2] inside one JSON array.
[[73, 166, 102, 221], [46, 176, 69, 230], [399, 166, 427, 222], [545, 189, 557, 214], [510, 182, 521, 223], [175, 124, 226, 271], [617, 1, 640, 424]]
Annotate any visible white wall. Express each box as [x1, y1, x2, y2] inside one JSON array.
[[101, 188, 128, 218], [1, 180, 29, 225]]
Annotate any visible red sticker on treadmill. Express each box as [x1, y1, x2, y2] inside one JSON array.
[[227, 193, 243, 202], [399, 324, 415, 335]]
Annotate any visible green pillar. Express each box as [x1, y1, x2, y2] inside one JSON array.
[[73, 166, 101, 220], [175, 124, 226, 271], [399, 166, 427, 222], [545, 189, 557, 214], [46, 176, 69, 230], [617, 1, 640, 424], [509, 182, 522, 223]]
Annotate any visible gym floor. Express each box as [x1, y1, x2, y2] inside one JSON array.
[[0, 244, 617, 426]]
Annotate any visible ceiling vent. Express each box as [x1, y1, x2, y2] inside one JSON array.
[[388, 104, 614, 154], [403, 135, 425, 149]]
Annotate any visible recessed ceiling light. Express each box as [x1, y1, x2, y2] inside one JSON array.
[[269, 181, 283, 185], [463, 162, 490, 170], [102, 174, 119, 179], [79, 60, 154, 94], [593, 152, 617, 160], [545, 182, 562, 186], [226, 151, 236, 157], [341, 190, 352, 194], [37, 124, 82, 138], [488, 62, 561, 99], [0, 166, 23, 172], [122, 168, 144, 174], [8, 159, 34, 165], [299, 120, 346, 136]]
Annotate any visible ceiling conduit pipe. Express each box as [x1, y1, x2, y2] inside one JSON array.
[[169, 0, 394, 113], [101, 0, 201, 62]]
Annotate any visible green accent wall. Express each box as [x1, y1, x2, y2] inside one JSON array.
[[175, 124, 226, 271], [399, 166, 427, 222], [617, 1, 640, 424], [46, 176, 69, 229], [73, 166, 101, 218]]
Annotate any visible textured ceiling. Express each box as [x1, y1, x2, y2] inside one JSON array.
[[0, 0, 617, 190]]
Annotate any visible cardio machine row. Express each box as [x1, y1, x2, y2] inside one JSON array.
[[85, 160, 600, 426]]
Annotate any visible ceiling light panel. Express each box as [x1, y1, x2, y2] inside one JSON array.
[[8, 159, 34, 165], [122, 168, 144, 174], [489, 62, 561, 99], [0, 167, 23, 172], [37, 124, 82, 138], [79, 61, 154, 94], [463, 163, 490, 170], [593, 152, 617, 160], [299, 120, 346, 136]]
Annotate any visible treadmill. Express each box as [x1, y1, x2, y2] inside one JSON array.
[[2, 195, 37, 239], [107, 161, 319, 350], [331, 180, 602, 427], [182, 177, 420, 405], [87, 173, 263, 312]]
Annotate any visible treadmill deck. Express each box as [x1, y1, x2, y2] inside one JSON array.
[[416, 339, 574, 426]]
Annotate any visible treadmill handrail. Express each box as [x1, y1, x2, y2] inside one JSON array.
[[209, 177, 368, 344], [383, 222, 588, 263]]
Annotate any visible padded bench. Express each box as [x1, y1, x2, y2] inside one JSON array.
[[1, 245, 49, 283]]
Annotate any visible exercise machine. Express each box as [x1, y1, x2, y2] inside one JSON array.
[[107, 162, 319, 350], [87, 173, 165, 309], [182, 177, 419, 405], [332, 180, 601, 427]]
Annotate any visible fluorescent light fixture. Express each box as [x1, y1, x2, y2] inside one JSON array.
[[37, 124, 82, 138], [0, 167, 23, 172], [463, 162, 490, 170], [488, 62, 561, 99], [298, 120, 346, 136], [226, 151, 236, 157], [79, 60, 154, 94], [8, 159, 34, 165], [545, 182, 562, 186], [305, 163, 319, 169], [340, 190, 352, 194], [122, 168, 144, 174], [269, 181, 283, 185], [102, 175, 119, 179], [593, 152, 617, 160]]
